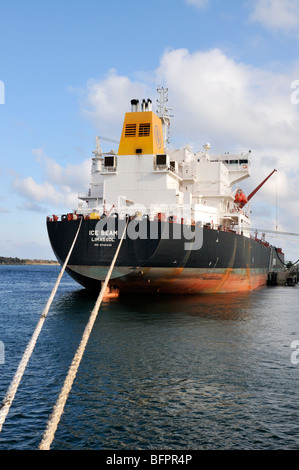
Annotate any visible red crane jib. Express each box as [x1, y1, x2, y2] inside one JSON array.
[[235, 169, 277, 207]]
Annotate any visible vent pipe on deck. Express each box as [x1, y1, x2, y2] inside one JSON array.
[[131, 99, 139, 112]]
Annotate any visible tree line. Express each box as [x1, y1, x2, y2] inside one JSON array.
[[0, 256, 57, 265]]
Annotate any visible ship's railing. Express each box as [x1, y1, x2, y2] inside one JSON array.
[[46, 211, 241, 233], [100, 167, 117, 173], [46, 211, 272, 245], [152, 164, 183, 178], [78, 191, 103, 199], [210, 153, 251, 169]]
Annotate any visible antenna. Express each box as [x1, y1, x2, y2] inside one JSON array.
[[156, 87, 173, 144], [92, 136, 102, 158], [156, 87, 170, 116]]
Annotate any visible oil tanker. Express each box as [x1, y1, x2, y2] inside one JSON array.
[[47, 88, 284, 294]]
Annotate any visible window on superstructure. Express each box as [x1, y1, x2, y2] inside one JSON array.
[[104, 156, 115, 167], [138, 123, 150, 137], [156, 154, 167, 165], [125, 124, 137, 137]]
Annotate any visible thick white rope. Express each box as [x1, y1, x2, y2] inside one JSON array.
[[39, 219, 127, 450], [0, 218, 83, 433]]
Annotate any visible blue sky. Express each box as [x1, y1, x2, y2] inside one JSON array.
[[1, 0, 299, 260]]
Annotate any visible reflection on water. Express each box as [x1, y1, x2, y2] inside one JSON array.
[[1, 266, 299, 449], [120, 292, 254, 321], [48, 284, 299, 449], [56, 288, 254, 321]]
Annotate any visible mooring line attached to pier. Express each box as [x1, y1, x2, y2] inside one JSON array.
[[39, 219, 128, 450], [0, 218, 83, 433]]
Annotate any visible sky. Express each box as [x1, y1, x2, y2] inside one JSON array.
[[1, 0, 299, 261]]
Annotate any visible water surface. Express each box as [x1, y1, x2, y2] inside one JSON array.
[[0, 265, 298, 450]]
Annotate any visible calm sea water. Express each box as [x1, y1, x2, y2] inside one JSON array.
[[0, 264, 299, 450]]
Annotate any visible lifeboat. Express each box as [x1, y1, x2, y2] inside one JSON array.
[[234, 189, 248, 207]]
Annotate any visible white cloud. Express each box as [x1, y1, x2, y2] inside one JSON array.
[[79, 50, 299, 171], [13, 176, 64, 206], [156, 48, 299, 150], [80, 69, 148, 136], [12, 151, 91, 213], [37, 152, 90, 192], [153, 48, 299, 233], [80, 47, 299, 241], [14, 46, 298, 250], [250, 0, 299, 31]]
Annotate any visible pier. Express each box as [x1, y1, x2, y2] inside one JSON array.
[[267, 265, 299, 286]]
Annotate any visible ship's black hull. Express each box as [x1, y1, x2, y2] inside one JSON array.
[[47, 217, 281, 294]]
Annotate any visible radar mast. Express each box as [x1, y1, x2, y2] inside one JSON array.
[[156, 87, 172, 144]]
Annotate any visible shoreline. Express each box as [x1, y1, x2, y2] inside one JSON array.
[[0, 256, 58, 265]]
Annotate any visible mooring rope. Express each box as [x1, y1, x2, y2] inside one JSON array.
[[0, 218, 83, 433], [275, 247, 299, 267], [39, 219, 128, 450]]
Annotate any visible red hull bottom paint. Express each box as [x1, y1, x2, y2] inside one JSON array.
[[68, 266, 268, 294]]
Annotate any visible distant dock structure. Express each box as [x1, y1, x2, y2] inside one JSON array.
[[268, 263, 299, 287]]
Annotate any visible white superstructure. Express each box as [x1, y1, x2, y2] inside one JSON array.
[[77, 88, 252, 236]]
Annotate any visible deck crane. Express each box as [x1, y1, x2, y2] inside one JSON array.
[[234, 169, 277, 208]]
